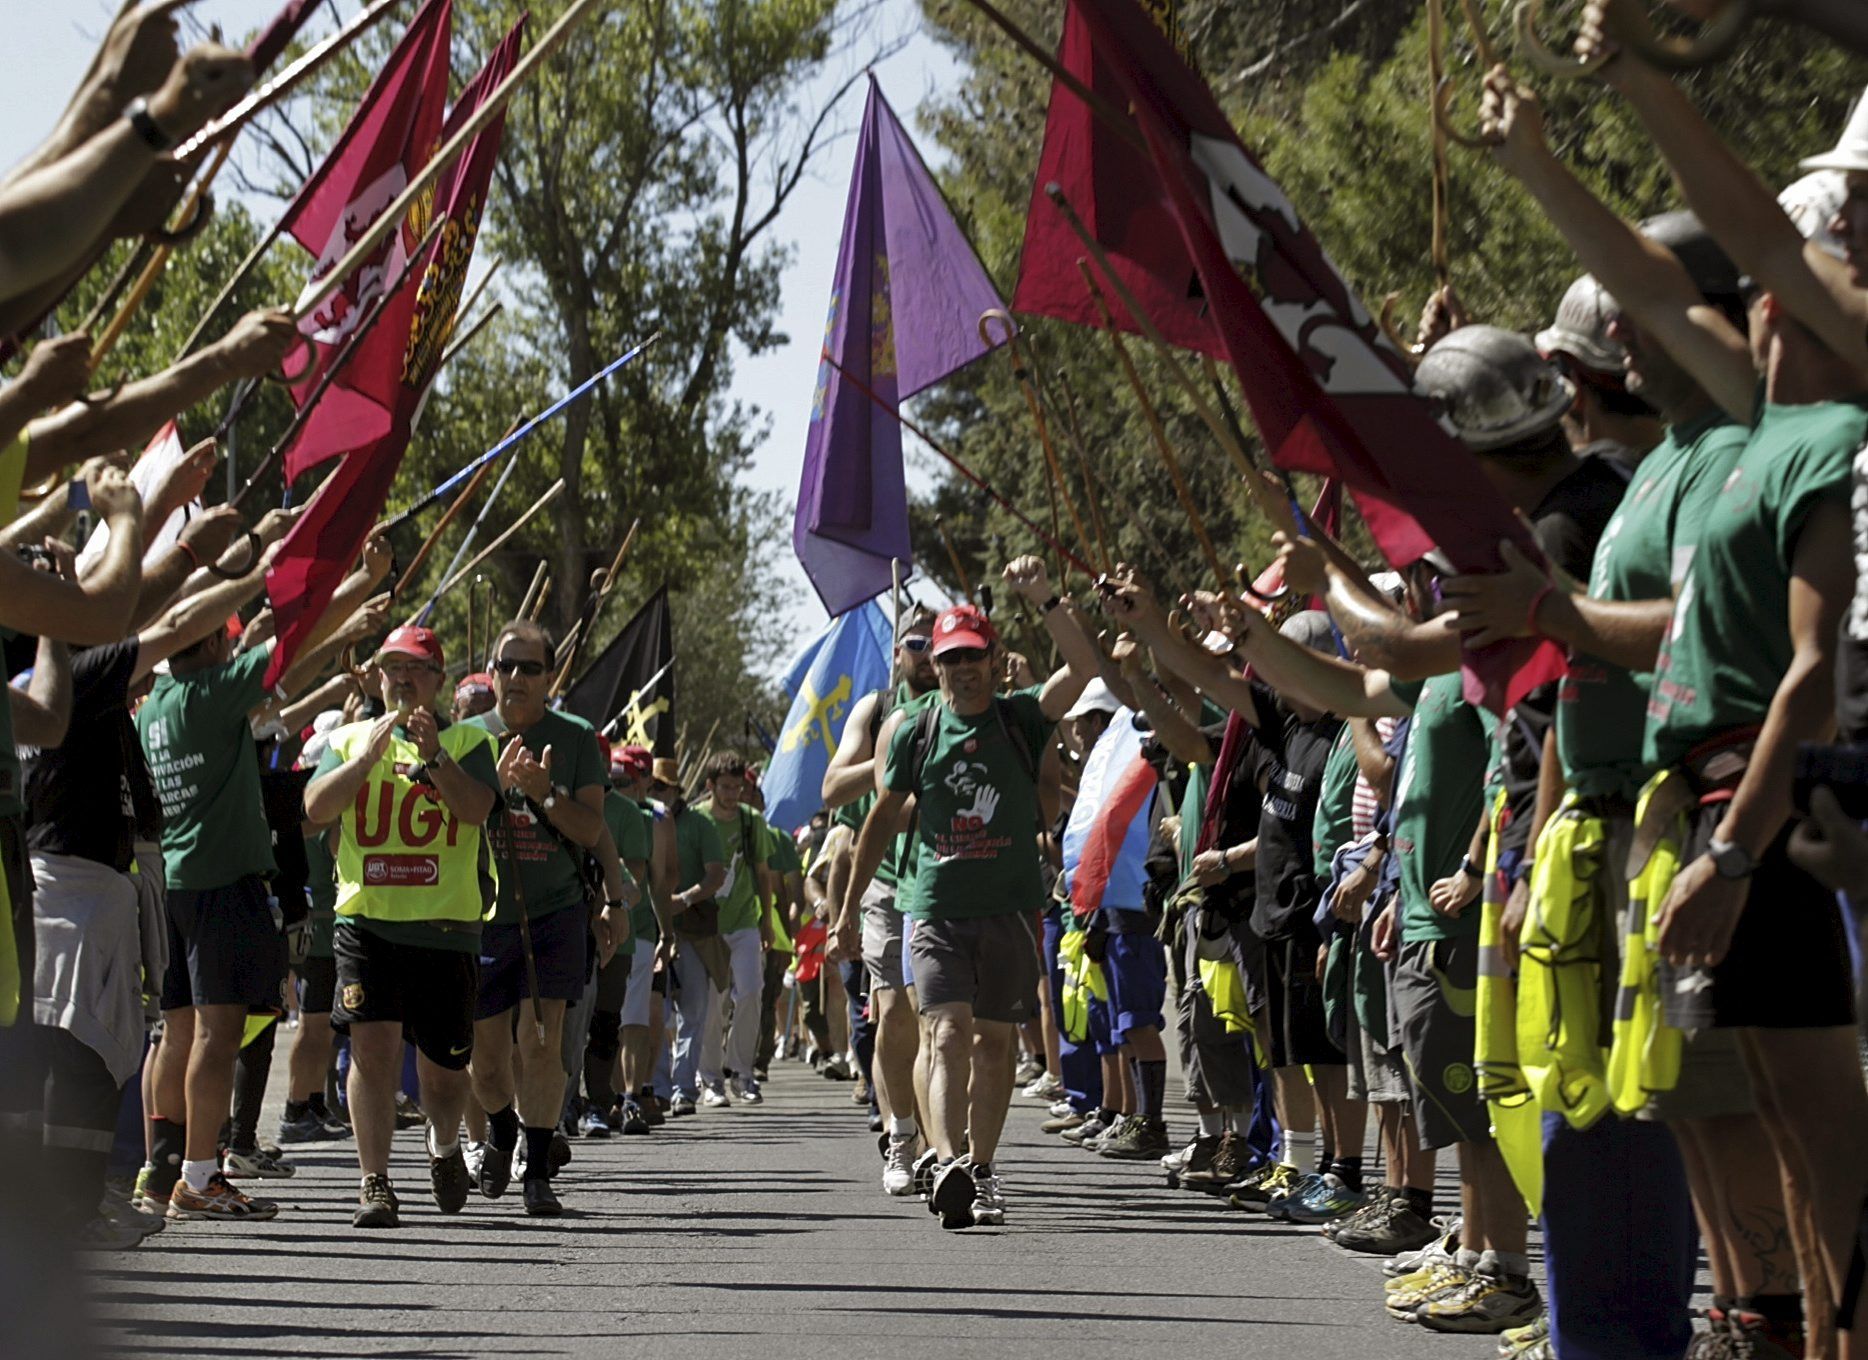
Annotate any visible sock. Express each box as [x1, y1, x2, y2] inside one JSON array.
[[427, 1123, 459, 1160], [284, 1099, 308, 1121], [972, 1160, 991, 1178], [522, 1126, 554, 1181], [1455, 1247, 1482, 1271], [1198, 1109, 1224, 1138], [888, 1115, 918, 1140], [181, 1158, 218, 1192], [1478, 1249, 1530, 1280], [1404, 1186, 1433, 1218], [488, 1104, 520, 1153], [1316, 1142, 1333, 1176], [307, 1092, 333, 1117], [1330, 1156, 1364, 1192], [228, 1022, 276, 1151], [1096, 1106, 1117, 1125], [149, 1118, 185, 1195], [1281, 1128, 1314, 1169], [1135, 1059, 1167, 1121]]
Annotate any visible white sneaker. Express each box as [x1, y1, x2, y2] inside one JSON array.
[[1046, 1098, 1075, 1119], [882, 1135, 917, 1196], [463, 1140, 486, 1186], [700, 1085, 731, 1108], [223, 1145, 297, 1179], [971, 1168, 1006, 1226], [1021, 1072, 1064, 1101], [1161, 1139, 1202, 1174]]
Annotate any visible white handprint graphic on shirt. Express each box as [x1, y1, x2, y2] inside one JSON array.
[[961, 783, 1000, 825]]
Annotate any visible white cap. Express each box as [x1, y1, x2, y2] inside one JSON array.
[[298, 709, 347, 766], [1800, 87, 1868, 175], [1064, 677, 1122, 721], [1777, 170, 1848, 259]]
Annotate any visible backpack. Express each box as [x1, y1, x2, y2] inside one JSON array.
[[905, 695, 1038, 794]]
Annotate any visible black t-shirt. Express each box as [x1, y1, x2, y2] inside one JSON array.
[[1246, 680, 1343, 942], [25, 640, 141, 871], [1202, 721, 1263, 925], [1497, 453, 1632, 852]]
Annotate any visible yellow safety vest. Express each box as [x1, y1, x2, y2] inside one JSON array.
[[331, 720, 498, 926], [1607, 770, 1688, 1113], [1473, 788, 1543, 1216], [1057, 927, 1108, 1043], [1518, 797, 1613, 1130]]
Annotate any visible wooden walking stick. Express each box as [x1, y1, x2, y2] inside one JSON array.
[[520, 563, 550, 622], [419, 478, 566, 622], [979, 310, 1097, 585], [933, 515, 974, 602], [391, 456, 496, 597], [1075, 260, 1228, 589], [1044, 361, 1113, 574]]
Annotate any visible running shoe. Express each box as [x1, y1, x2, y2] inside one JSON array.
[[853, 1078, 871, 1105], [1336, 1197, 1439, 1255], [72, 1210, 145, 1251], [1384, 1262, 1473, 1320], [353, 1174, 400, 1229], [1097, 1116, 1170, 1160], [277, 1106, 345, 1145], [928, 1158, 977, 1230], [700, 1085, 731, 1109], [522, 1177, 562, 1217], [430, 1144, 470, 1215], [1281, 1172, 1368, 1225], [98, 1193, 165, 1239], [1021, 1071, 1064, 1101], [910, 1146, 941, 1198], [638, 1092, 666, 1127], [868, 1108, 884, 1133], [477, 1142, 513, 1199], [167, 1173, 279, 1221], [820, 1055, 855, 1081], [577, 1107, 613, 1139], [394, 1091, 424, 1129], [669, 1095, 696, 1117], [222, 1145, 296, 1180], [1415, 1271, 1542, 1334], [970, 1168, 1006, 1227], [1179, 1131, 1247, 1190], [1041, 1108, 1086, 1135], [1229, 1161, 1301, 1212], [882, 1135, 918, 1196], [1500, 1314, 1552, 1360], [1061, 1113, 1110, 1146], [737, 1077, 764, 1106], [463, 1140, 487, 1186], [753, 1066, 770, 1083], [1014, 1055, 1045, 1086], [1162, 1135, 1213, 1176], [129, 1162, 159, 1214], [1261, 1170, 1326, 1220], [617, 1101, 651, 1136], [1384, 1221, 1461, 1277]]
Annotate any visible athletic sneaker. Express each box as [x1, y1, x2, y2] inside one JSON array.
[[1500, 1314, 1552, 1360], [910, 1146, 940, 1197], [1335, 1197, 1439, 1255], [1014, 1055, 1044, 1086], [735, 1077, 764, 1106], [1384, 1221, 1461, 1277], [1415, 1271, 1542, 1334], [522, 1178, 562, 1217], [1229, 1162, 1301, 1212], [222, 1145, 296, 1179], [1163, 1136, 1214, 1177], [1061, 1113, 1110, 1146], [1041, 1108, 1085, 1135], [394, 1091, 424, 1129], [167, 1172, 279, 1221], [820, 1055, 855, 1081], [617, 1101, 651, 1136], [98, 1193, 165, 1239], [1179, 1131, 1247, 1190], [1097, 1116, 1170, 1159], [881, 1136, 918, 1196], [1384, 1262, 1473, 1320], [1282, 1172, 1367, 1225], [669, 1095, 696, 1117], [928, 1158, 977, 1230], [700, 1085, 731, 1109], [1021, 1071, 1064, 1101], [639, 1093, 666, 1127], [970, 1168, 1006, 1226], [429, 1145, 470, 1215], [353, 1174, 400, 1229], [277, 1106, 345, 1144], [478, 1143, 513, 1199]]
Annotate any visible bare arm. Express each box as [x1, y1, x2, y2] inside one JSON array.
[[0, 476, 142, 645], [839, 787, 910, 926], [1350, 718, 1395, 801], [10, 636, 71, 748], [1113, 638, 1212, 765], [821, 689, 881, 809]]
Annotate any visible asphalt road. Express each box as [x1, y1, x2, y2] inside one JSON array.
[[79, 1043, 1533, 1360]]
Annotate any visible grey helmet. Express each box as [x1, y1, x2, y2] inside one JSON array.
[[1417, 325, 1573, 452], [1535, 274, 1624, 376], [1639, 210, 1742, 306]]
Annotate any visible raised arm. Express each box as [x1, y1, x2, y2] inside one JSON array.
[[822, 689, 884, 810], [1111, 634, 1213, 765], [1002, 556, 1100, 721], [0, 464, 142, 644]]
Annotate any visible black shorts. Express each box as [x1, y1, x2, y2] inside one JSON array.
[[1261, 931, 1343, 1069], [331, 921, 478, 1070], [1661, 811, 1857, 1031], [300, 954, 337, 1014], [1391, 934, 1489, 1149], [160, 875, 286, 1011], [593, 951, 631, 1012], [475, 907, 590, 1020]]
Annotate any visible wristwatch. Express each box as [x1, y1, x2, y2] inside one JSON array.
[[428, 745, 452, 769], [1706, 838, 1756, 880], [1039, 594, 1062, 614], [1458, 854, 1482, 881], [542, 788, 560, 811], [125, 96, 172, 152]]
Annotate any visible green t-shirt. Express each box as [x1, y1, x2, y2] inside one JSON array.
[[764, 824, 801, 953], [1645, 399, 1867, 770], [884, 689, 1052, 921], [673, 804, 726, 895], [138, 646, 279, 891], [700, 799, 770, 935], [464, 708, 604, 923], [837, 790, 904, 892], [603, 790, 651, 956], [1311, 725, 1360, 879], [1558, 413, 1749, 799], [1391, 674, 1497, 942], [305, 829, 337, 958]]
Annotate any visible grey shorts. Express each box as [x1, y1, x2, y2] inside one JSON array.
[[1176, 979, 1257, 1108], [860, 881, 907, 992], [1391, 933, 1490, 1150], [911, 910, 1041, 1025], [1345, 987, 1412, 1105]]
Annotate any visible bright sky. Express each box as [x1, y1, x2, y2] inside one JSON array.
[[4, 2, 967, 674]]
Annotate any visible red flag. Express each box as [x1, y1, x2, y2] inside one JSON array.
[[264, 18, 526, 688], [1064, 0, 1563, 713], [244, 0, 321, 72], [1012, 2, 1218, 357], [279, 0, 453, 479]]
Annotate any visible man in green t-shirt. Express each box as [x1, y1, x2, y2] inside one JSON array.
[[658, 760, 726, 1116], [575, 738, 655, 1137], [841, 556, 1099, 1230], [695, 752, 773, 1106], [607, 745, 664, 1131], [460, 620, 614, 1218], [305, 626, 502, 1229], [278, 819, 347, 1146]]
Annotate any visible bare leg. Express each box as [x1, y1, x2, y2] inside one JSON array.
[[470, 1014, 517, 1116], [967, 1020, 1018, 1165], [416, 1055, 472, 1151], [924, 1002, 974, 1161], [1461, 1137, 1529, 1256], [871, 987, 920, 1127], [289, 1013, 334, 1103], [347, 1021, 404, 1178], [183, 1004, 246, 1162]]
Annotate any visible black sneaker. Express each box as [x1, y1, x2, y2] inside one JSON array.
[[638, 1092, 666, 1127], [429, 1145, 470, 1215], [928, 1159, 977, 1230], [522, 1177, 562, 1217], [479, 1143, 513, 1199], [617, 1101, 651, 1135], [277, 1107, 342, 1145], [548, 1131, 573, 1174], [910, 1146, 940, 1197], [354, 1174, 400, 1229]]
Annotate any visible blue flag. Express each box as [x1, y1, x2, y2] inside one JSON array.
[[760, 599, 894, 833]]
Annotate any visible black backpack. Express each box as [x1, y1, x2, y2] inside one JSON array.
[[904, 696, 1038, 794]]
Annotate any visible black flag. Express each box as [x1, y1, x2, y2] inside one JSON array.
[[562, 584, 675, 755]]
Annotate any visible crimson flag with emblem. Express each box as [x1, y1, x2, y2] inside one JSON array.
[[264, 17, 526, 688]]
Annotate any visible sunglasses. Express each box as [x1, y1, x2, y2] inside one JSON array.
[[934, 647, 989, 666], [899, 636, 932, 653], [491, 657, 547, 677]]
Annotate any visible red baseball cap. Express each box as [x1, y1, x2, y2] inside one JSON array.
[[616, 744, 653, 777], [455, 671, 493, 697], [930, 603, 997, 657], [597, 735, 614, 771], [378, 625, 444, 669]]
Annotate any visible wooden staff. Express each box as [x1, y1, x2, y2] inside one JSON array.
[[419, 477, 566, 620], [979, 310, 1096, 584], [523, 567, 552, 623], [934, 514, 974, 601], [293, 0, 608, 324], [465, 574, 486, 669], [681, 717, 723, 800], [480, 576, 496, 668], [391, 455, 495, 597], [549, 517, 641, 695], [432, 301, 502, 376], [1045, 361, 1113, 573], [1075, 259, 1227, 588]]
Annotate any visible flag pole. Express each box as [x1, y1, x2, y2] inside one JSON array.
[[1075, 259, 1227, 588], [1045, 360, 1114, 574], [390, 454, 497, 597], [420, 452, 521, 616], [417, 479, 565, 624], [293, 0, 611, 324], [934, 515, 973, 602], [550, 518, 642, 696], [819, 352, 1094, 577], [956, 0, 1145, 155]]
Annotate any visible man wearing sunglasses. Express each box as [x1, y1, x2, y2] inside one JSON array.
[[461, 620, 610, 1218], [839, 555, 1101, 1230], [304, 626, 501, 1230]]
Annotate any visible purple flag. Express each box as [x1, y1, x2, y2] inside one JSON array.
[[793, 77, 1007, 616]]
